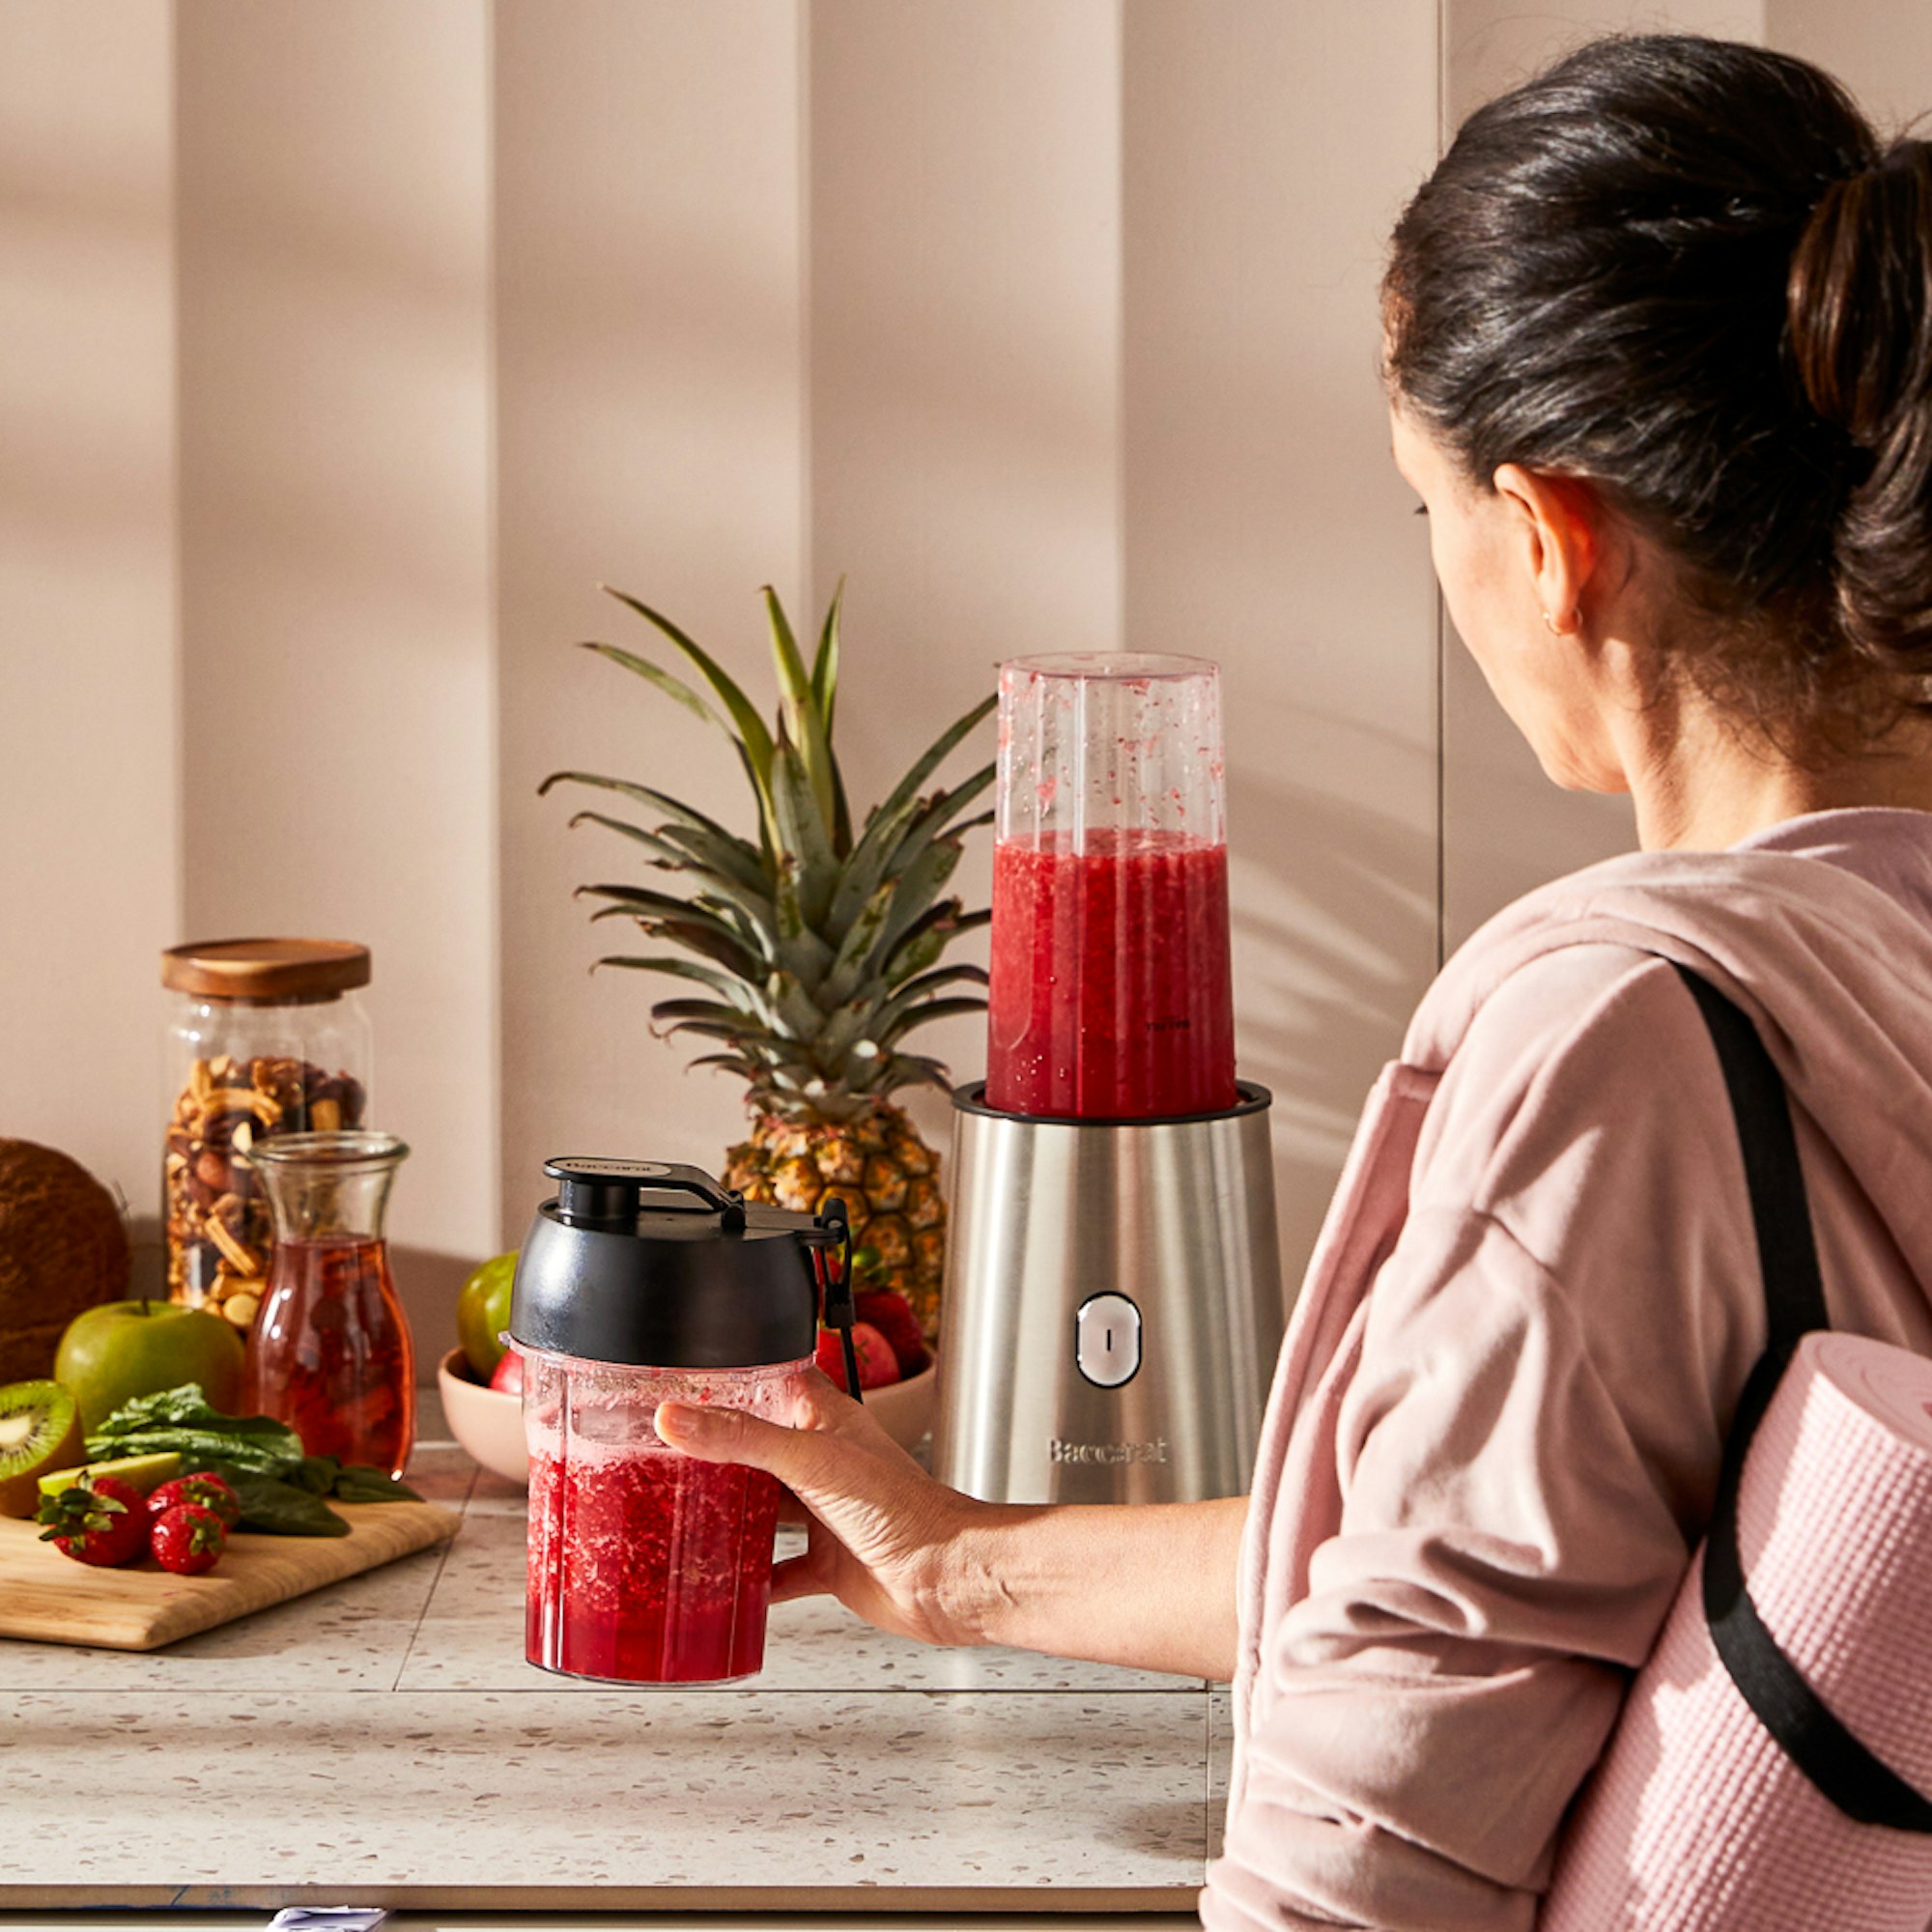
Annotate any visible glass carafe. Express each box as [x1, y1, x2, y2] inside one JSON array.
[[245, 1131, 415, 1477]]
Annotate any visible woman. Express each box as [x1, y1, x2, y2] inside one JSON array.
[[658, 36, 1932, 1930]]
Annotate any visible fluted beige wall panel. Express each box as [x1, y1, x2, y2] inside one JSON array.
[[1770, 0, 1932, 132], [806, 0, 1123, 1151], [176, 1, 494, 1273], [13, 0, 1932, 1329], [495, 0, 806, 1240], [0, 2, 176, 1225], [1122, 0, 1441, 1278]]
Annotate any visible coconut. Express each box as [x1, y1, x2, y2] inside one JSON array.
[[0, 1140, 130, 1381]]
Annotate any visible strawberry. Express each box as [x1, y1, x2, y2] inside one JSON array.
[[148, 1473, 241, 1531], [36, 1476, 150, 1567], [150, 1502, 228, 1577], [855, 1290, 930, 1378], [814, 1321, 901, 1393]]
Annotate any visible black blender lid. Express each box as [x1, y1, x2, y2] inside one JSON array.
[[507, 1159, 838, 1370]]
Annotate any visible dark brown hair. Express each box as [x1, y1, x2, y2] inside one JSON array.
[[1384, 34, 1932, 733]]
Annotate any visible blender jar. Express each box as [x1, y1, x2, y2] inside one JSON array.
[[986, 654, 1236, 1119], [523, 1350, 804, 1684], [161, 939, 372, 1335], [509, 1159, 843, 1687]]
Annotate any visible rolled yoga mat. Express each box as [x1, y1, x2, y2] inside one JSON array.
[[1543, 1331, 1932, 1931]]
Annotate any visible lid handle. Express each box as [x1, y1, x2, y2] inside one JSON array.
[[812, 1197, 864, 1405], [541, 1158, 747, 1232]]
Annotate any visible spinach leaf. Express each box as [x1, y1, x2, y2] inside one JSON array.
[[84, 1426, 302, 1476], [202, 1463, 351, 1537], [87, 1383, 305, 1477], [332, 1463, 423, 1504], [89, 1387, 423, 1528], [291, 1456, 342, 1495]]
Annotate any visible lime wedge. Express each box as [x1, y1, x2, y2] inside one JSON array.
[[37, 1451, 183, 1499]]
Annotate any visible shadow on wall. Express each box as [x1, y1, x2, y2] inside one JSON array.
[[1226, 760, 1436, 1291]]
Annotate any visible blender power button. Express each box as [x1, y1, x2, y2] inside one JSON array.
[[1074, 1293, 1142, 1388]]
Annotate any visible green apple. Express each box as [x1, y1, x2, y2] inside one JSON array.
[[54, 1299, 246, 1432], [457, 1251, 518, 1382]]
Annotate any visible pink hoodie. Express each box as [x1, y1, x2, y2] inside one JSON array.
[[1200, 809, 1932, 1932]]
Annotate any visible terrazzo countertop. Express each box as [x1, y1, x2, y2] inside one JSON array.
[[0, 1393, 1229, 1912]]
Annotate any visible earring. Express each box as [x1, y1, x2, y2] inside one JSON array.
[[1542, 610, 1571, 635]]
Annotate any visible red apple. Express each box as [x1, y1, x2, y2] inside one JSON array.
[[488, 1349, 524, 1397]]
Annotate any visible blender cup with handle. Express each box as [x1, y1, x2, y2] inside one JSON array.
[[510, 1158, 853, 1685]]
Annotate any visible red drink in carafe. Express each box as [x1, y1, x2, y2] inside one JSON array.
[[245, 1236, 415, 1476], [985, 655, 1237, 1120], [244, 1131, 415, 1479]]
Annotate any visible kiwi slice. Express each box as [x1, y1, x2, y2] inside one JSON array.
[[37, 1450, 182, 1501], [0, 1380, 85, 1519]]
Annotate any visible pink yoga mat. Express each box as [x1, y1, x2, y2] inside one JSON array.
[[1543, 1332, 1932, 1931]]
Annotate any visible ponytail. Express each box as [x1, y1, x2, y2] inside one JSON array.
[[1789, 141, 1932, 687]]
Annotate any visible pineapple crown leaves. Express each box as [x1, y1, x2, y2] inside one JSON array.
[[543, 580, 995, 1120]]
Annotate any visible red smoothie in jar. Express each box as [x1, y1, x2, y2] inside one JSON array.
[[526, 1440, 781, 1683], [985, 829, 1236, 1119]]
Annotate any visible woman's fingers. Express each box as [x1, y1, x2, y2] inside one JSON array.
[[655, 1398, 826, 1485], [770, 1546, 833, 1605], [656, 1378, 979, 1651]]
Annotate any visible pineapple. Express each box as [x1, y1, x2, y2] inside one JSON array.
[[543, 580, 993, 1341]]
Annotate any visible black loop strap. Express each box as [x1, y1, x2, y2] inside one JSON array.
[[1674, 964, 1932, 1833]]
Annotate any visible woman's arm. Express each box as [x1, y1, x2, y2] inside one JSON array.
[[957, 1494, 1246, 1679], [656, 1379, 1246, 1681]]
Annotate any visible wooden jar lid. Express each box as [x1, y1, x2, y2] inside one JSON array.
[[161, 938, 371, 1003]]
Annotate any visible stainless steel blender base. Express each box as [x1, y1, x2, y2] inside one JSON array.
[[933, 1083, 1287, 1505]]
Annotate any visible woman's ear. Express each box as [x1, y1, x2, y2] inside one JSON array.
[[1492, 464, 1603, 636]]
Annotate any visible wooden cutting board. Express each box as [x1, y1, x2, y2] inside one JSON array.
[[0, 1497, 462, 1651]]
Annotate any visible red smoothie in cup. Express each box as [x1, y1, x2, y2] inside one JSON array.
[[523, 1356, 799, 1685]]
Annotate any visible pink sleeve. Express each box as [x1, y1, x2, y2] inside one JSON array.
[[1205, 948, 1763, 1931]]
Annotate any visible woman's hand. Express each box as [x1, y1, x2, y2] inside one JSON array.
[[655, 1369, 1008, 1649], [658, 1370, 1248, 1679]]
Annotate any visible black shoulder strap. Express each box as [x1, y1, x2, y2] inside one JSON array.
[[1674, 962, 1932, 1833]]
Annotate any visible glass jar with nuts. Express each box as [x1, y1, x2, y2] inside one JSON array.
[[161, 940, 374, 1337]]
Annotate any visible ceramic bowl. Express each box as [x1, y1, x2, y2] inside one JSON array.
[[435, 1346, 940, 1488], [856, 1356, 938, 1453], [437, 1346, 527, 1485]]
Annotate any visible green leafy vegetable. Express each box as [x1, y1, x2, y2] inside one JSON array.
[[333, 1463, 423, 1504], [87, 1383, 305, 1478], [85, 1426, 303, 1477], [86, 1385, 424, 1529], [200, 1463, 350, 1538], [291, 1456, 342, 1495]]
